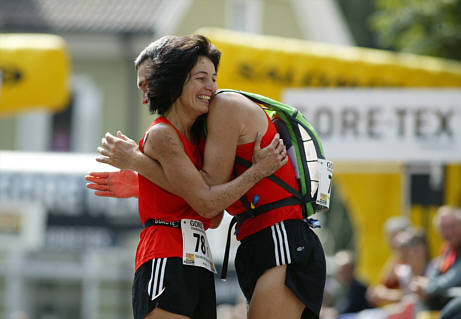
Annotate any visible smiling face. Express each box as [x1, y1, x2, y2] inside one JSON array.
[[174, 55, 217, 116]]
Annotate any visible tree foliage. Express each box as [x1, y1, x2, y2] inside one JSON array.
[[370, 0, 461, 60]]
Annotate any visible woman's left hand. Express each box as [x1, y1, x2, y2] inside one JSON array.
[[252, 132, 288, 178], [97, 131, 140, 170]]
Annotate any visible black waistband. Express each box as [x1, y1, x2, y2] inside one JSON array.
[[144, 219, 181, 228]]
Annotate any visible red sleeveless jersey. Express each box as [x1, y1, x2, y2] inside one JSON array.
[[226, 113, 303, 240], [135, 116, 210, 272]]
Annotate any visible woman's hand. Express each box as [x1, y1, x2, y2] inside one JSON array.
[[97, 131, 141, 170], [252, 132, 288, 178], [85, 169, 139, 198]]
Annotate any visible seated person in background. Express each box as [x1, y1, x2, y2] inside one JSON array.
[[366, 227, 430, 307], [397, 228, 431, 289], [410, 206, 461, 319], [321, 250, 372, 318], [365, 216, 413, 307], [380, 216, 412, 290], [337, 229, 431, 319]]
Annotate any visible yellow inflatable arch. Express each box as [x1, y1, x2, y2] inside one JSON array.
[[0, 34, 70, 116]]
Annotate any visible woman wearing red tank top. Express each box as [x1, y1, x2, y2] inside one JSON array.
[[86, 35, 287, 319]]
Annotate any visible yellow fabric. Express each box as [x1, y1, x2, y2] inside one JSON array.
[[416, 311, 440, 319], [198, 27, 461, 101], [0, 34, 70, 116]]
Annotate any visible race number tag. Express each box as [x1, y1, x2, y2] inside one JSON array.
[[181, 219, 216, 273], [316, 159, 333, 209]]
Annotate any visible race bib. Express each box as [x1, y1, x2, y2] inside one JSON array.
[[316, 159, 333, 209], [181, 219, 216, 273]]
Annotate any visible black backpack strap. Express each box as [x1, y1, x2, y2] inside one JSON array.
[[233, 155, 306, 225], [235, 197, 302, 224], [232, 157, 255, 216], [221, 216, 238, 280], [235, 156, 302, 200]]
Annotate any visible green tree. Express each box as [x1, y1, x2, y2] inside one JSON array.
[[370, 0, 461, 60]]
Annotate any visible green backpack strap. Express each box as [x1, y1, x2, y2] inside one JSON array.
[[218, 89, 325, 158], [235, 156, 302, 200]]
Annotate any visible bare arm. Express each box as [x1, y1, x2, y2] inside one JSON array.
[[98, 122, 286, 218], [199, 93, 272, 226], [90, 132, 222, 227], [142, 123, 286, 218], [96, 131, 175, 193], [199, 170, 224, 228], [202, 92, 269, 185], [200, 95, 241, 186]]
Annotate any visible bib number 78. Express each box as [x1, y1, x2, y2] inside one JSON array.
[[181, 219, 216, 273], [193, 233, 207, 254]]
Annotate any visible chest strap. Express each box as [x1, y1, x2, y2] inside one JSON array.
[[235, 156, 302, 200], [144, 219, 181, 229]]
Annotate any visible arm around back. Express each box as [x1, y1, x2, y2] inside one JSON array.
[[201, 92, 269, 186], [143, 122, 287, 218]]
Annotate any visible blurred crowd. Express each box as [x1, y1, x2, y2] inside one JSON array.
[[319, 205, 461, 319], [7, 206, 461, 319]]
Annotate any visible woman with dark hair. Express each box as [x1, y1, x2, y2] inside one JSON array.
[[87, 35, 287, 319]]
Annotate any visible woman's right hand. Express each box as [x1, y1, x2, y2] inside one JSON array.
[[252, 132, 288, 178], [85, 169, 139, 198]]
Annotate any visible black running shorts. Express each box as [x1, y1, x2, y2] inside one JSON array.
[[235, 219, 326, 319], [132, 257, 216, 319]]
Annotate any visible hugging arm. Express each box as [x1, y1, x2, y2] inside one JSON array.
[[91, 131, 175, 193], [94, 123, 286, 219], [142, 123, 286, 218]]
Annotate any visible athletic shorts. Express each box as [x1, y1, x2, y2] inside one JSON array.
[[132, 257, 216, 319], [235, 219, 326, 319]]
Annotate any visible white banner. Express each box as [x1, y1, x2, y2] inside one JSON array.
[[282, 89, 461, 162]]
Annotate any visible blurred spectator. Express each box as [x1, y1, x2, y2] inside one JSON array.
[[321, 250, 372, 318], [342, 228, 430, 319], [395, 228, 431, 293], [410, 206, 461, 318], [364, 216, 412, 308], [366, 227, 430, 307], [380, 217, 412, 290]]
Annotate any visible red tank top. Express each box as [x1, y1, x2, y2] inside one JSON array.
[[226, 113, 303, 240], [135, 116, 210, 272]]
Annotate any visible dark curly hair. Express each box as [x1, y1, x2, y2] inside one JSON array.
[[134, 35, 179, 70], [145, 34, 221, 115]]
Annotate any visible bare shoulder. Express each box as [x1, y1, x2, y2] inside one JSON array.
[[210, 91, 264, 118], [209, 91, 267, 143], [144, 122, 183, 159]]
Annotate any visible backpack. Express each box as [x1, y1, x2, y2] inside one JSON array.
[[217, 89, 333, 216], [215, 89, 333, 279]]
